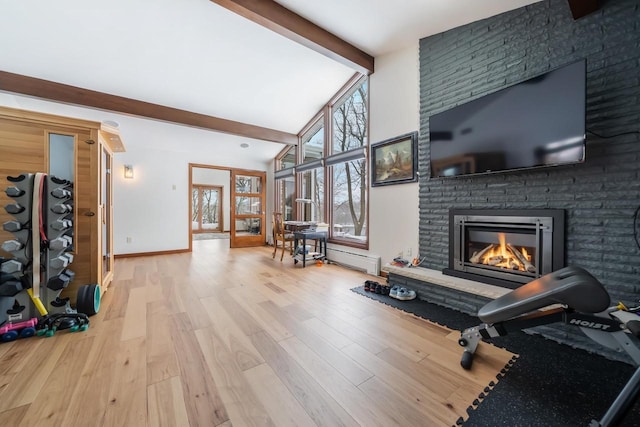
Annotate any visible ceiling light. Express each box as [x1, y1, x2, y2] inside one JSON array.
[[103, 120, 119, 128]]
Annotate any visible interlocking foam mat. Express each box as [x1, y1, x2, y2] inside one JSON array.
[[351, 285, 640, 426], [352, 285, 517, 426]]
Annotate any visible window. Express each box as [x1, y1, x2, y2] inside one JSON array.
[[330, 77, 368, 245], [273, 74, 368, 247], [298, 169, 324, 223], [299, 119, 324, 223], [275, 146, 296, 221], [192, 185, 222, 232], [280, 175, 295, 221], [281, 146, 296, 169], [302, 121, 324, 164]]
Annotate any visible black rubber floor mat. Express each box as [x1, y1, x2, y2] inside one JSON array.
[[352, 285, 640, 426]]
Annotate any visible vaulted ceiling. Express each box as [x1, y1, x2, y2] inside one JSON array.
[[0, 0, 540, 158]]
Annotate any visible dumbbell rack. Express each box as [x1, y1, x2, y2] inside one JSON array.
[[44, 175, 76, 313], [0, 173, 87, 340], [0, 173, 37, 335]]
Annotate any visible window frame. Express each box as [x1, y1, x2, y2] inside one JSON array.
[[192, 184, 223, 233], [326, 74, 369, 248], [298, 113, 326, 223], [274, 145, 297, 221], [273, 73, 369, 249]]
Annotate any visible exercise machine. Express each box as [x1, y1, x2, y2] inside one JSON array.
[[458, 265, 640, 427]]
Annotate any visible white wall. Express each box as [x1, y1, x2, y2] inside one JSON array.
[[368, 43, 421, 266], [0, 93, 278, 255], [111, 123, 274, 255], [1, 43, 419, 264]]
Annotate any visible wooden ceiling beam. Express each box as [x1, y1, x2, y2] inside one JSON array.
[[210, 0, 374, 75], [567, 0, 600, 19], [0, 70, 298, 145]]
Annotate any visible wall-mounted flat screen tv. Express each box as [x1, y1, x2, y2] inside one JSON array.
[[429, 59, 586, 178]]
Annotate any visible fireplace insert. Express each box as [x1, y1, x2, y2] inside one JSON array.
[[444, 209, 565, 289]]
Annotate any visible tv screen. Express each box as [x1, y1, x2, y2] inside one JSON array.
[[429, 59, 586, 178]]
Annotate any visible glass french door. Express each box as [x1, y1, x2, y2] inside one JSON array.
[[192, 185, 223, 233], [100, 145, 113, 284], [230, 170, 266, 248]]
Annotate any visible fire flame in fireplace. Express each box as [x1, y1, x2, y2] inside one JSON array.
[[470, 233, 535, 273]]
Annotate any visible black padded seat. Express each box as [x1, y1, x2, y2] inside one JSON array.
[[478, 266, 611, 324]]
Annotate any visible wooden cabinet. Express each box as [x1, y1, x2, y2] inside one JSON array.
[[0, 106, 123, 303]]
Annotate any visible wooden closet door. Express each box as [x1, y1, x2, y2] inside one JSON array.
[[0, 117, 47, 249], [73, 128, 100, 300]]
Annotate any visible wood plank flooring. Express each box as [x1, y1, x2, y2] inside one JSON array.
[[0, 239, 515, 426]]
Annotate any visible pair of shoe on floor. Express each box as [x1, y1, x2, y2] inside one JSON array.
[[364, 280, 390, 295], [390, 285, 416, 301]]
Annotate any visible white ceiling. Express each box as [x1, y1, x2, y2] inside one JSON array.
[[0, 0, 540, 159]]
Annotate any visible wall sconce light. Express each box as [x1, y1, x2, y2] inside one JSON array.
[[124, 164, 134, 179]]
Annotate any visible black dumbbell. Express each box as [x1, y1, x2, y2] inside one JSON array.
[[51, 188, 72, 199], [5, 186, 25, 198], [0, 259, 24, 274], [3, 221, 23, 232], [49, 235, 72, 250], [4, 203, 25, 215], [51, 203, 73, 214], [64, 269, 75, 282], [51, 219, 73, 231], [50, 253, 74, 269], [0, 279, 23, 296], [1, 240, 24, 252], [47, 273, 72, 291]]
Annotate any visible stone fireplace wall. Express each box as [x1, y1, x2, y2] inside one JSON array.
[[418, 0, 640, 355], [419, 0, 640, 301]]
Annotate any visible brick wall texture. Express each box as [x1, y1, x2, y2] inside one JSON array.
[[417, 0, 640, 357], [419, 0, 640, 300]]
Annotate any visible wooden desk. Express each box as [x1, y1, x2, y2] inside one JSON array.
[[293, 230, 327, 268]]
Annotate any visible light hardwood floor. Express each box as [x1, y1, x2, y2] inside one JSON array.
[[0, 239, 514, 426]]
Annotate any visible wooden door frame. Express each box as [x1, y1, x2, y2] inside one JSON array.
[[229, 169, 267, 248], [188, 163, 266, 251]]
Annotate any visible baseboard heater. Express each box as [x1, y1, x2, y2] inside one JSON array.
[[326, 247, 380, 276]]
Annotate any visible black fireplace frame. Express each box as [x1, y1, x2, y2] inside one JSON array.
[[444, 209, 565, 289]]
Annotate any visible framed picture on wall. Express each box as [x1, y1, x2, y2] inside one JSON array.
[[371, 131, 418, 187]]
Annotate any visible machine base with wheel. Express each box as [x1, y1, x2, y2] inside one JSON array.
[[458, 266, 640, 427]]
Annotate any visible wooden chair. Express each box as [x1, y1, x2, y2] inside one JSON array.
[[272, 212, 295, 261]]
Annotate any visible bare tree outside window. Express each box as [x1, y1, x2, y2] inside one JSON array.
[[273, 76, 368, 245], [192, 186, 221, 232], [332, 79, 368, 239], [192, 189, 198, 219], [201, 189, 218, 225]]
